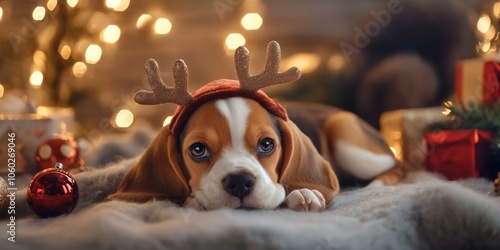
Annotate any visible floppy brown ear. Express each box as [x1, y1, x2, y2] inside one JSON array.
[[277, 119, 340, 206], [108, 126, 190, 203]]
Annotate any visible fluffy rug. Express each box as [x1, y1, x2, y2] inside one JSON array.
[[1, 131, 500, 249]]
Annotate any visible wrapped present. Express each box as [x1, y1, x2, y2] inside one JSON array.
[[0, 106, 74, 174], [455, 58, 500, 105], [379, 107, 444, 171], [425, 129, 494, 180]]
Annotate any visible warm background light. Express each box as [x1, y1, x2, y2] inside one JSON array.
[[495, 2, 500, 16], [484, 25, 497, 40], [0, 7, 3, 22], [32, 6, 46, 21], [114, 0, 130, 12], [105, 0, 120, 9], [225, 33, 246, 50], [33, 50, 46, 71], [85, 44, 102, 64], [481, 42, 491, 53], [106, 0, 130, 12], [241, 13, 263, 30], [67, 0, 78, 8], [327, 54, 345, 71], [59, 44, 72, 59], [282, 53, 321, 74], [30, 71, 43, 86], [114, 109, 134, 128], [477, 14, 491, 33], [136, 14, 153, 30], [163, 116, 173, 127], [33, 50, 46, 65], [102, 25, 121, 44], [154, 18, 172, 34], [72, 62, 87, 78], [0, 84, 4, 98], [47, 0, 57, 11]]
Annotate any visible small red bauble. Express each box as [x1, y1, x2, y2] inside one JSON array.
[[35, 136, 83, 171], [27, 163, 79, 218]]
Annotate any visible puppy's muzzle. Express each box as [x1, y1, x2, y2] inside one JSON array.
[[222, 172, 256, 199]]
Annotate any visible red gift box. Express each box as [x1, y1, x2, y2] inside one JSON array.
[[455, 59, 500, 105], [425, 129, 493, 180]]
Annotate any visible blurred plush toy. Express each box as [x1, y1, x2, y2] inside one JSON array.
[[351, 0, 476, 128]]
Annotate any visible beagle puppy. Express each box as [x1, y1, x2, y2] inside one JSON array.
[[108, 41, 404, 212]]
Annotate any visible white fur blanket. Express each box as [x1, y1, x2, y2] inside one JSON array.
[[1, 140, 500, 249]]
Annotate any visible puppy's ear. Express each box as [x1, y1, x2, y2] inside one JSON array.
[[277, 119, 340, 206], [108, 126, 190, 203]]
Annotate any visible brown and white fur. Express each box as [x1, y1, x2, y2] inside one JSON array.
[[109, 97, 404, 212]]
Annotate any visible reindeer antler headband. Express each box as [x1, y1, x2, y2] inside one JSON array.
[[134, 41, 301, 136]]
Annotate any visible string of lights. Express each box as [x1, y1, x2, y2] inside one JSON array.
[[0, 0, 269, 129]]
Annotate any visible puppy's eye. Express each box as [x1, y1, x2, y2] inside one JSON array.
[[189, 142, 210, 161], [258, 138, 275, 156]]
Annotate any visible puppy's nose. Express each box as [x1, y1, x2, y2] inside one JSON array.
[[222, 173, 256, 199]]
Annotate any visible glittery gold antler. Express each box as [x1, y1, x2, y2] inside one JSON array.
[[235, 41, 301, 92], [134, 59, 193, 106]]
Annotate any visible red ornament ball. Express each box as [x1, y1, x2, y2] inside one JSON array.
[[27, 165, 79, 218], [35, 136, 83, 171]]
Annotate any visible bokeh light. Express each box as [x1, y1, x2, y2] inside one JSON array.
[[30, 71, 43, 87], [136, 14, 153, 30], [32, 50, 46, 72], [327, 54, 345, 71], [32, 6, 46, 21], [114, 109, 134, 128], [102, 25, 121, 44], [67, 0, 78, 8], [477, 14, 491, 33], [154, 18, 172, 34], [225, 33, 246, 50], [241, 13, 263, 30], [163, 116, 173, 127], [485, 25, 497, 40], [33, 50, 46, 65], [106, 0, 129, 11], [495, 2, 500, 16], [72, 62, 87, 78], [59, 44, 72, 60], [85, 44, 102, 64], [481, 42, 491, 53], [114, 0, 130, 12], [282, 53, 321, 74], [105, 0, 120, 9], [47, 0, 57, 11]]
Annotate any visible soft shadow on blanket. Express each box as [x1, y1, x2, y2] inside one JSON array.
[[1, 139, 500, 249]]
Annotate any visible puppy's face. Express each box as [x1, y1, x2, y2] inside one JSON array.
[[180, 97, 286, 209]]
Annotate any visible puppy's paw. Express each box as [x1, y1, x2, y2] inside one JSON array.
[[183, 197, 206, 210], [285, 189, 326, 212], [365, 180, 385, 189]]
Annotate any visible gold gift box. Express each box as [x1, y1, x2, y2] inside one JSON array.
[[379, 107, 444, 171], [0, 107, 74, 174]]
